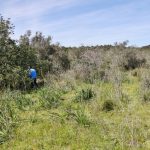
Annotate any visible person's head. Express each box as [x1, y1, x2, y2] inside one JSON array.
[[28, 66, 32, 69]]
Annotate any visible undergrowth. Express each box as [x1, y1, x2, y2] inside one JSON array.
[[0, 72, 150, 150]]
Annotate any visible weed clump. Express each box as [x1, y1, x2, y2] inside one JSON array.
[[74, 109, 91, 126], [75, 88, 95, 102], [39, 88, 62, 109], [102, 100, 115, 112], [65, 106, 91, 127]]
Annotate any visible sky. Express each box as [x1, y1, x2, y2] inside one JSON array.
[[0, 0, 150, 47]]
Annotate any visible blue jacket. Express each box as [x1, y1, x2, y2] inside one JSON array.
[[29, 68, 37, 79]]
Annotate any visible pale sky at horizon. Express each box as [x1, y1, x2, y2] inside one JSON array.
[[0, 0, 150, 47]]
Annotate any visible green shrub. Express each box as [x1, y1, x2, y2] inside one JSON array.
[[123, 51, 146, 70], [74, 109, 91, 126], [102, 100, 115, 112], [65, 106, 91, 127], [75, 88, 95, 102]]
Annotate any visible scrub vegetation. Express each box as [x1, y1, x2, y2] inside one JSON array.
[[0, 15, 150, 150]]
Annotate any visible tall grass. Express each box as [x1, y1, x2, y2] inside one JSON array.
[[39, 88, 62, 109], [0, 91, 18, 144]]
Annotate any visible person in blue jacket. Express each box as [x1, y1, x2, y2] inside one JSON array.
[[28, 66, 38, 88]]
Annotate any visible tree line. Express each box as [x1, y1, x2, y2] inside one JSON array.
[[0, 15, 70, 90], [0, 15, 149, 90]]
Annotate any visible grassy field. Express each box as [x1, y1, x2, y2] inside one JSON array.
[[0, 71, 150, 150]]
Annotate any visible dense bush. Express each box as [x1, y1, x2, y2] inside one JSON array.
[[0, 15, 71, 90], [123, 51, 146, 70], [1, 15, 150, 90]]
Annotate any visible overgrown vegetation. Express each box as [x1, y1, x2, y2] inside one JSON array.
[[0, 15, 150, 149], [0, 91, 18, 144], [75, 87, 95, 102]]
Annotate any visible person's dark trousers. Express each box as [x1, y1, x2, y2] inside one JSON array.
[[34, 78, 38, 87], [31, 78, 38, 88]]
